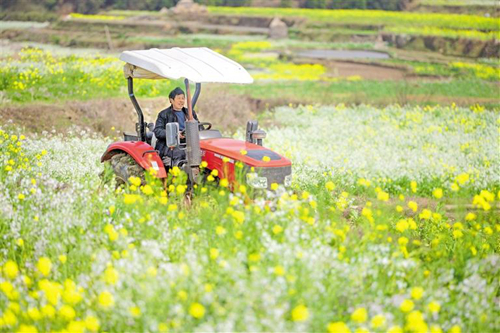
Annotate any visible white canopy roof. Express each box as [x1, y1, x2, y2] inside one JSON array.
[[120, 47, 253, 84]]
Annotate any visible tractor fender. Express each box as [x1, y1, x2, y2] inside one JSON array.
[[101, 141, 167, 178]]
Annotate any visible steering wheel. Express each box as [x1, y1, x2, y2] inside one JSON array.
[[198, 122, 212, 131]]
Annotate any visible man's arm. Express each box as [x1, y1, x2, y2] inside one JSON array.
[[154, 111, 167, 139]]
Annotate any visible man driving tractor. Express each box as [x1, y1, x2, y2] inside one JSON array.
[[154, 87, 199, 167]]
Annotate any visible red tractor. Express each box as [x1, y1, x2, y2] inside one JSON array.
[[101, 47, 292, 190]]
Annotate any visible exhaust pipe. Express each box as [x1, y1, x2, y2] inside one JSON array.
[[184, 78, 201, 184], [185, 121, 201, 167]]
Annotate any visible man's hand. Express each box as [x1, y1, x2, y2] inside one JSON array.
[[179, 131, 185, 139]]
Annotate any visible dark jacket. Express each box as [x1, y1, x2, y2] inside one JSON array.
[[154, 106, 199, 156]]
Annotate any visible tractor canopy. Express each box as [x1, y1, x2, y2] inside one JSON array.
[[120, 47, 254, 84]]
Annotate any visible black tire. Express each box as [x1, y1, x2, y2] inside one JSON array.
[[109, 153, 146, 187]]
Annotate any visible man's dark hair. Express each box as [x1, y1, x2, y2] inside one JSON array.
[[169, 87, 185, 100]]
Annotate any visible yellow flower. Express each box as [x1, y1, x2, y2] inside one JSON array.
[[327, 322, 351, 333], [371, 314, 386, 328], [450, 183, 459, 191], [274, 265, 285, 276], [428, 301, 440, 313], [189, 302, 205, 319], [419, 209, 432, 219], [270, 183, 279, 190], [39, 304, 55, 319], [27, 307, 42, 321], [465, 213, 476, 221], [377, 190, 389, 202], [216, 226, 226, 236], [123, 194, 140, 205], [37, 257, 52, 277], [325, 181, 335, 191], [432, 188, 443, 199], [272, 225, 283, 234], [410, 180, 417, 193], [430, 325, 443, 333], [453, 230, 463, 239], [456, 173, 469, 185], [128, 176, 141, 187], [67, 321, 86, 333], [262, 156, 271, 162], [408, 201, 418, 212], [240, 149, 247, 155], [291, 304, 309, 322], [388, 326, 403, 333], [176, 185, 186, 195], [59, 255, 67, 264], [239, 184, 247, 193], [18, 193, 25, 200], [351, 307, 367, 323], [85, 315, 100, 331], [400, 299, 414, 312], [17, 325, 38, 333], [158, 322, 168, 332], [3, 260, 19, 279], [141, 184, 153, 195], [249, 253, 261, 262], [129, 306, 141, 317], [406, 311, 427, 332], [59, 304, 76, 320], [411, 287, 424, 300], [220, 178, 229, 187], [449, 325, 461, 333], [396, 219, 409, 232], [104, 266, 119, 285], [98, 291, 115, 308], [398, 237, 409, 246], [210, 248, 219, 260]]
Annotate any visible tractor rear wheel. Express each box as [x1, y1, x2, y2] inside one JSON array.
[[110, 153, 146, 187]]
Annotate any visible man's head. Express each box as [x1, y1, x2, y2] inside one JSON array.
[[169, 87, 185, 111]]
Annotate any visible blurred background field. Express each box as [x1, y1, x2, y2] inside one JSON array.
[[0, 0, 498, 135]]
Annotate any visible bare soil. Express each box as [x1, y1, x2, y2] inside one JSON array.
[[328, 61, 407, 80], [0, 89, 268, 136]]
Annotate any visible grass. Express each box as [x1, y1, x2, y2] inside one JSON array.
[[229, 80, 500, 107]]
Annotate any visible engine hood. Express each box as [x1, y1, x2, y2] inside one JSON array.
[[200, 138, 291, 168]]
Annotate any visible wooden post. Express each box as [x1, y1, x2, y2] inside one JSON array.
[[104, 25, 113, 51]]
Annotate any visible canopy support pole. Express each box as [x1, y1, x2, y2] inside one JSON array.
[[184, 78, 194, 121], [128, 77, 146, 142], [192, 83, 201, 110]]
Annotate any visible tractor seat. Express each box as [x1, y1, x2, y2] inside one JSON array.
[[199, 129, 222, 140]]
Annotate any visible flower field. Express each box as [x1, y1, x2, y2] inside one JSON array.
[[1, 103, 499, 332], [208, 7, 499, 41]]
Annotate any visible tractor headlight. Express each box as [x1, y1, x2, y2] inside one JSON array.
[[284, 174, 292, 187], [246, 173, 268, 189]]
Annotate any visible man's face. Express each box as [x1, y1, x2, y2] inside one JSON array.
[[170, 94, 185, 110]]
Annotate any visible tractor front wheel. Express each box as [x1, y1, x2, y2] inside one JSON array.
[[109, 153, 146, 187]]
